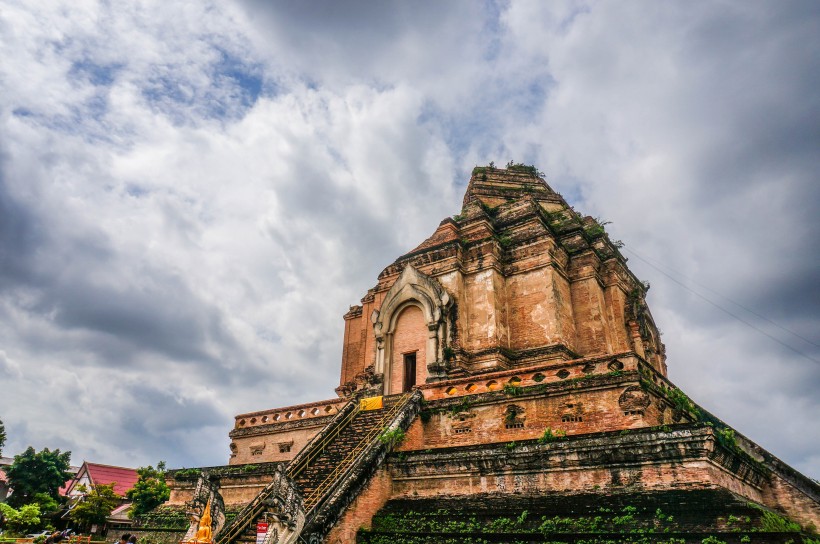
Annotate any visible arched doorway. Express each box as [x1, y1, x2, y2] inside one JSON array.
[[371, 265, 455, 395], [389, 304, 427, 394]]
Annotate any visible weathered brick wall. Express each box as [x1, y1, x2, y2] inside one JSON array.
[[230, 425, 323, 465], [167, 471, 281, 506], [324, 468, 392, 544], [229, 399, 345, 464], [462, 268, 505, 351], [603, 280, 632, 354], [396, 383, 664, 452], [341, 307, 364, 386], [764, 472, 820, 529], [389, 429, 768, 502]]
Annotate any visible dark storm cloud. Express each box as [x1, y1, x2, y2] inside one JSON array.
[[0, 193, 243, 371], [0, 155, 43, 288], [119, 384, 226, 435]]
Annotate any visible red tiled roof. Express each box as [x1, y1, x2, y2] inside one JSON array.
[[80, 462, 139, 496], [58, 479, 72, 496]]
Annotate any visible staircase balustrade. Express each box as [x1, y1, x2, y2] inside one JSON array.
[[214, 391, 422, 544]]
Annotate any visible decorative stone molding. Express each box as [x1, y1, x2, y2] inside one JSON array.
[[618, 385, 651, 414], [371, 265, 454, 393], [229, 415, 335, 439]]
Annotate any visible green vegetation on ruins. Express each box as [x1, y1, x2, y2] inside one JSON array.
[[358, 499, 814, 544]]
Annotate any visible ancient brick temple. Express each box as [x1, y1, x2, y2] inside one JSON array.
[[162, 166, 820, 544]]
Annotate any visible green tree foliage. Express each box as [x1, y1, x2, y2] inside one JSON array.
[[30, 493, 60, 515], [0, 418, 6, 456], [0, 502, 42, 534], [126, 462, 170, 518], [6, 447, 72, 507], [69, 484, 119, 528]]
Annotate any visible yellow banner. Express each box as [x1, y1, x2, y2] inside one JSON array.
[[359, 396, 383, 411]]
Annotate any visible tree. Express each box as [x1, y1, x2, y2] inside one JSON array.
[[0, 503, 41, 534], [0, 419, 6, 456], [31, 493, 60, 515], [126, 462, 170, 518], [6, 447, 72, 508], [69, 484, 119, 528]]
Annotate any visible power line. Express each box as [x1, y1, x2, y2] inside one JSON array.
[[622, 247, 819, 365], [624, 247, 819, 349]]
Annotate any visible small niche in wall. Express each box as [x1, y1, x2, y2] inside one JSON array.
[[504, 404, 525, 429], [608, 360, 625, 371], [278, 441, 294, 453]]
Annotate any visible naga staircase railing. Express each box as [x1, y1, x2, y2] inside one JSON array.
[[213, 464, 300, 544], [302, 391, 415, 513]]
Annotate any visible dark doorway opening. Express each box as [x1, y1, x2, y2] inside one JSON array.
[[403, 352, 417, 392]]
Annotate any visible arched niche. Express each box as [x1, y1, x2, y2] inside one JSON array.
[[371, 265, 454, 394]]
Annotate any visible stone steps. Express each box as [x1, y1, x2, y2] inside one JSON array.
[[293, 408, 387, 500]]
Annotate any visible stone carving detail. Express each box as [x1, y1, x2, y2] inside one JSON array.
[[626, 291, 667, 370], [607, 359, 624, 372], [371, 265, 455, 392], [334, 381, 356, 398], [504, 404, 526, 429], [183, 472, 226, 543], [618, 386, 651, 412], [450, 407, 475, 434]]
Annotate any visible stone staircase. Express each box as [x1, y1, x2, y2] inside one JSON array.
[[293, 407, 392, 506], [214, 391, 421, 544]]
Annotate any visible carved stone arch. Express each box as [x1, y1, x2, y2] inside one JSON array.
[[371, 265, 454, 393], [386, 297, 433, 335]]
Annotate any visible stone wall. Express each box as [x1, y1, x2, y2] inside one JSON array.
[[328, 424, 820, 538], [167, 464, 286, 507], [229, 398, 346, 464]]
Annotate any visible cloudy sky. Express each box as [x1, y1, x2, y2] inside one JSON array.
[[1, 1, 818, 479]]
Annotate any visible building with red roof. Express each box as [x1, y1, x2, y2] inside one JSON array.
[[65, 462, 139, 498], [61, 462, 140, 533]]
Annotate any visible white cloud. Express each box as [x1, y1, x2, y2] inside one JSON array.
[[0, 0, 817, 480]]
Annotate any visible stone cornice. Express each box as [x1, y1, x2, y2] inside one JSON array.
[[229, 415, 335, 439], [390, 424, 766, 489]]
